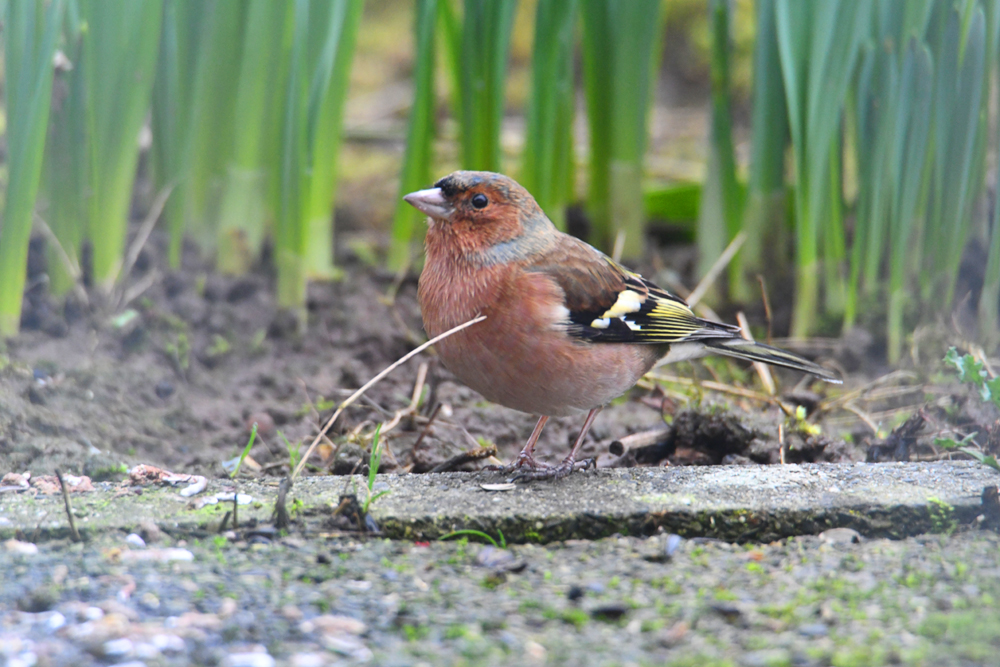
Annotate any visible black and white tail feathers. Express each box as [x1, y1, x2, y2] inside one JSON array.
[[659, 338, 841, 384]]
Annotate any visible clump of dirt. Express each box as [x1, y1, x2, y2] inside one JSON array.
[[604, 406, 859, 468], [866, 390, 1000, 464]]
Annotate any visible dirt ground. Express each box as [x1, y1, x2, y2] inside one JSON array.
[[2, 0, 998, 486], [2, 224, 997, 486]]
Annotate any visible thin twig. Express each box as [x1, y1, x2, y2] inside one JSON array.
[[55, 469, 81, 543], [756, 275, 773, 345], [382, 363, 429, 432], [382, 252, 414, 305], [815, 371, 918, 414], [778, 423, 785, 465], [119, 269, 160, 309], [429, 444, 498, 473], [274, 476, 292, 530], [844, 402, 880, 434], [33, 213, 89, 307], [411, 403, 443, 451], [644, 373, 775, 403], [114, 184, 174, 291], [612, 230, 626, 263], [687, 231, 746, 307], [291, 315, 487, 480]]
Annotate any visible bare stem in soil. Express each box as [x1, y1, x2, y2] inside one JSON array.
[[291, 315, 487, 480]]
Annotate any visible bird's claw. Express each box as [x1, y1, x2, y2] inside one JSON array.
[[484, 451, 552, 475], [510, 456, 595, 482]]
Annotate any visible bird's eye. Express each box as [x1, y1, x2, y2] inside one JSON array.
[[471, 193, 489, 209]]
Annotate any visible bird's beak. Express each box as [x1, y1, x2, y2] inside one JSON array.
[[403, 188, 453, 221]]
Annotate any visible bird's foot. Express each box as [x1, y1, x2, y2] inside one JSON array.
[[511, 456, 595, 482], [484, 451, 552, 475]]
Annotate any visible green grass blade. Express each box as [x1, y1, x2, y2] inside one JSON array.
[[302, 0, 363, 280], [80, 0, 163, 289], [581, 0, 662, 257], [216, 0, 293, 275], [277, 0, 313, 319], [774, 0, 812, 337], [861, 47, 899, 295], [888, 40, 933, 363], [924, 7, 962, 297], [823, 129, 845, 315], [608, 0, 662, 261], [150, 0, 203, 268], [580, 0, 612, 247], [388, 0, 439, 271], [776, 0, 869, 337], [439, 529, 498, 547], [41, 12, 87, 298], [699, 0, 742, 299], [844, 44, 875, 328], [521, 0, 577, 230], [458, 0, 517, 171], [276, 0, 363, 319], [734, 0, 788, 302], [183, 0, 246, 254], [0, 0, 64, 336], [939, 7, 985, 306], [437, 0, 463, 113]]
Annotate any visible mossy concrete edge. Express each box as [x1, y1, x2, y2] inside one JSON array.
[[0, 462, 996, 544]]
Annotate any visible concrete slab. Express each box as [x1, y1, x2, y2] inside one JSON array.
[[1, 462, 997, 543]]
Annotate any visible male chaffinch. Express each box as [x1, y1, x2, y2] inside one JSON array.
[[405, 171, 839, 480]]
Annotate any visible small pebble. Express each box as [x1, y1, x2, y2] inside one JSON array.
[[710, 601, 742, 620], [818, 528, 862, 545], [119, 548, 194, 563], [134, 642, 161, 659], [43, 611, 66, 632], [289, 654, 327, 667], [591, 603, 629, 621], [149, 635, 184, 653], [102, 637, 134, 657], [154, 381, 174, 399], [742, 649, 792, 667], [566, 585, 584, 602], [664, 533, 683, 557], [798, 622, 829, 637], [4, 540, 39, 556], [125, 534, 146, 548], [475, 546, 515, 569], [222, 653, 275, 667]]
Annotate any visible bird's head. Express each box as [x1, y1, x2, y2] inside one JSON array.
[[404, 171, 552, 255]]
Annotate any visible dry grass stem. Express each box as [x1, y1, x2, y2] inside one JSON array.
[[645, 372, 775, 403], [55, 469, 81, 543], [291, 314, 487, 480], [687, 231, 745, 307]]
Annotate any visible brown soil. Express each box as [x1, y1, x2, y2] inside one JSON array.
[[4, 0, 997, 483], [5, 217, 1000, 486]]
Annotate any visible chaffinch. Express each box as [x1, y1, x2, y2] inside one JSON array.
[[405, 171, 839, 480]]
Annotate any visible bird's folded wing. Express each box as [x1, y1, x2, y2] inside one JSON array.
[[523, 237, 739, 344]]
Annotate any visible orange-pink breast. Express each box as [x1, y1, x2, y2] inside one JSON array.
[[418, 255, 663, 416]]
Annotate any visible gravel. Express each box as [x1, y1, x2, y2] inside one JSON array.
[[2, 527, 999, 666]]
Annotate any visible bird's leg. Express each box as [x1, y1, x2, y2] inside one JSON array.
[[485, 415, 550, 473], [506, 415, 550, 470], [514, 408, 601, 481]]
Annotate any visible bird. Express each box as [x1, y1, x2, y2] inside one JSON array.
[[404, 170, 840, 480]]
